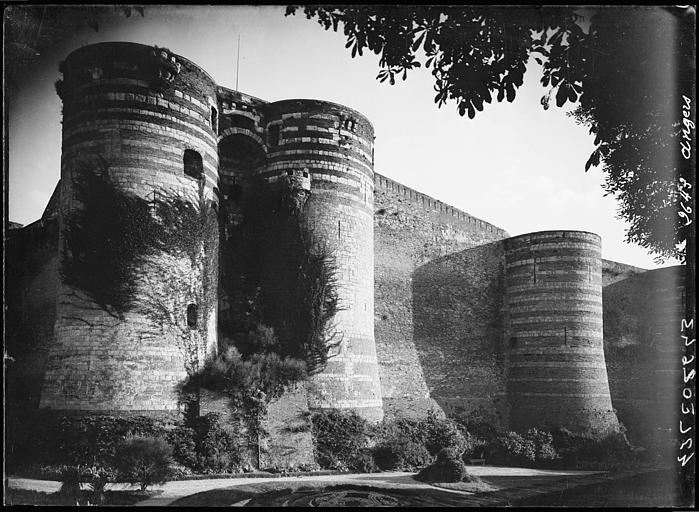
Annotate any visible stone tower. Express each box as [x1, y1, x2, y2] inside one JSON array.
[[40, 42, 219, 413], [260, 99, 383, 422], [504, 231, 619, 435]]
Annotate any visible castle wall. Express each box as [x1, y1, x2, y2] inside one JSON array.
[[373, 174, 508, 419], [603, 265, 685, 453], [5, 220, 59, 411], [412, 241, 509, 425], [503, 231, 619, 436], [14, 42, 679, 448], [40, 43, 219, 413], [261, 100, 383, 422]]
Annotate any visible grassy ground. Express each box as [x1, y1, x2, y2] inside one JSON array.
[[4, 488, 160, 506], [429, 478, 496, 493]]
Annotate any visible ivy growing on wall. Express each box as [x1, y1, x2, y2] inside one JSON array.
[[219, 180, 343, 374], [61, 156, 160, 318], [138, 182, 219, 375], [61, 155, 218, 375]]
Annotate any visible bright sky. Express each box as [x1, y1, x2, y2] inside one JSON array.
[[7, 5, 680, 269]]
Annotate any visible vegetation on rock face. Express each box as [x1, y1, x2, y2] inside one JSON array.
[[61, 156, 158, 318], [219, 183, 343, 374]]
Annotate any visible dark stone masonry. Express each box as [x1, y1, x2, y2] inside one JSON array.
[[6, 43, 688, 463]]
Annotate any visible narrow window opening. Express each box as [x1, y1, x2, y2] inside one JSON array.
[[269, 124, 280, 146], [210, 106, 218, 134], [338, 220, 341, 240], [509, 337, 518, 349], [533, 258, 537, 284], [187, 304, 198, 329], [183, 149, 203, 180]]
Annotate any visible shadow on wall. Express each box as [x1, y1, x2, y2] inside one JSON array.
[[603, 265, 685, 452], [412, 240, 509, 428]]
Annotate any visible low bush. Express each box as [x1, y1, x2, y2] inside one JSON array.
[[552, 428, 634, 469], [526, 428, 559, 463], [189, 413, 242, 473], [486, 428, 559, 467], [488, 431, 537, 465], [372, 438, 432, 471], [114, 436, 173, 491], [311, 410, 370, 470], [462, 430, 489, 460], [415, 447, 468, 483], [58, 466, 83, 500], [86, 466, 112, 505], [9, 413, 175, 469], [373, 411, 467, 458], [165, 425, 197, 469], [352, 449, 378, 473]]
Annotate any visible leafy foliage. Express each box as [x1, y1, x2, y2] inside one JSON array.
[[372, 438, 432, 471], [188, 413, 242, 473], [311, 409, 470, 472], [58, 466, 83, 500], [372, 410, 467, 457], [7, 413, 177, 472], [184, 343, 307, 409], [287, 5, 693, 262], [138, 180, 219, 375], [415, 447, 469, 483], [114, 436, 173, 491], [182, 331, 307, 467], [62, 156, 160, 317], [86, 466, 112, 505], [62, 156, 218, 374], [488, 431, 537, 465], [310, 409, 371, 471], [551, 428, 633, 470], [221, 185, 343, 374], [164, 426, 198, 470]]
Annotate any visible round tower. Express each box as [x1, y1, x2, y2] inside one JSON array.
[[504, 230, 619, 436], [41, 42, 219, 414], [259, 99, 383, 422]]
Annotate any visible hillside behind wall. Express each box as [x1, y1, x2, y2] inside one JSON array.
[[373, 173, 508, 419]]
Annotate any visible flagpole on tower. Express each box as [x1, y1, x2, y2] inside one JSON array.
[[236, 34, 240, 90]]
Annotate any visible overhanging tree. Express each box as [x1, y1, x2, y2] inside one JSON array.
[[286, 5, 694, 264]]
